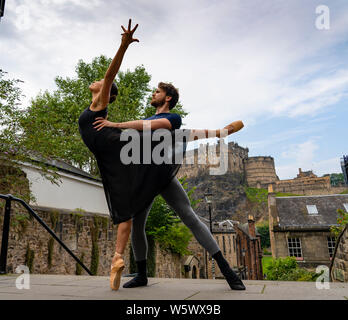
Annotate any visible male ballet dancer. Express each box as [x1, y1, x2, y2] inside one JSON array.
[[93, 81, 246, 290]]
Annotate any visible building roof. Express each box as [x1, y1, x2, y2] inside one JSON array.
[[275, 194, 348, 230], [45, 159, 100, 182], [28, 155, 101, 182]]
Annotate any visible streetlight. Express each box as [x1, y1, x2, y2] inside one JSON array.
[[204, 188, 215, 280]]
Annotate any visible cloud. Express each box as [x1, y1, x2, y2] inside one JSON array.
[[276, 139, 342, 179], [1, 0, 348, 131]]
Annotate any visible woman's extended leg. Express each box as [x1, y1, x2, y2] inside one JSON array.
[[160, 177, 245, 290], [110, 219, 132, 290]]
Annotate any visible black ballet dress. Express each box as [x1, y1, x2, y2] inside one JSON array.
[[78, 106, 189, 224]]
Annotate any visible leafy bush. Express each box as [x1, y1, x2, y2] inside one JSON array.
[[265, 256, 297, 280], [264, 256, 321, 281], [245, 187, 268, 204], [330, 208, 348, 237]]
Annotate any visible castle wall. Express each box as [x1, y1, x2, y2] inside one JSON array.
[[272, 176, 331, 195], [178, 140, 248, 179]]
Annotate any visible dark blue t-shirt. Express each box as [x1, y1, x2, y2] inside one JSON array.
[[144, 113, 182, 130]]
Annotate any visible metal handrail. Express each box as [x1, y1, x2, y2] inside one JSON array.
[[0, 193, 92, 275]]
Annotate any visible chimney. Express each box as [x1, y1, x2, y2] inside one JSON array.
[[268, 184, 273, 193], [248, 215, 256, 238]]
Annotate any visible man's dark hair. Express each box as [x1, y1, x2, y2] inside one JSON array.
[[109, 82, 118, 104], [158, 82, 179, 110]]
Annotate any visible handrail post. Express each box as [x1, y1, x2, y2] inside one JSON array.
[[0, 195, 12, 274]]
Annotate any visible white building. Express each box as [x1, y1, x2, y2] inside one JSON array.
[[20, 159, 109, 216]]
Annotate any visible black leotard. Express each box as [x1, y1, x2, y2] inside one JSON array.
[[78, 105, 188, 224]]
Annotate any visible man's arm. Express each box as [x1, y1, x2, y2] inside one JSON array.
[[91, 19, 139, 111], [188, 120, 244, 141], [92, 117, 243, 138], [93, 118, 172, 131]]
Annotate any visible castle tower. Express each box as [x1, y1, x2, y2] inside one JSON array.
[[244, 156, 278, 188]]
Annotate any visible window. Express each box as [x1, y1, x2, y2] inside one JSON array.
[[287, 238, 303, 258], [306, 205, 318, 215], [327, 237, 336, 258], [343, 203, 348, 212], [229, 237, 232, 253]]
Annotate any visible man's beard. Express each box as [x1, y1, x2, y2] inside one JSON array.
[[150, 98, 165, 108]]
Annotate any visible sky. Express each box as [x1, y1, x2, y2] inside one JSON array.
[[1, 0, 347, 180]]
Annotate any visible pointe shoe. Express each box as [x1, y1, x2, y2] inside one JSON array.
[[230, 120, 244, 133], [110, 258, 125, 291]]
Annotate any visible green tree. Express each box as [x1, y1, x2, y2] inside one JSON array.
[[3, 56, 188, 178], [0, 69, 24, 161], [328, 173, 345, 186], [256, 221, 270, 249]]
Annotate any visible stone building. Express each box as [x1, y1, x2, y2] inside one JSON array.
[[186, 217, 263, 280], [185, 219, 238, 279], [268, 190, 348, 268], [235, 216, 263, 280], [330, 223, 348, 282]]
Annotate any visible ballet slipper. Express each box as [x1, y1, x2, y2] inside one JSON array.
[[230, 120, 244, 133], [110, 254, 125, 291]]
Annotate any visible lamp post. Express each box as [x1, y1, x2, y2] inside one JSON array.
[[204, 188, 215, 279]]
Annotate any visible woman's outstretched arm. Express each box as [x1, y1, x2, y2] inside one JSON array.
[[91, 19, 139, 111]]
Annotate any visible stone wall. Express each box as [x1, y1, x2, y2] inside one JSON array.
[[0, 203, 194, 278], [271, 176, 332, 195], [0, 205, 126, 275], [330, 224, 348, 282], [154, 242, 183, 278]]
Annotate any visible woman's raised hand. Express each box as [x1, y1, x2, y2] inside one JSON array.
[[121, 19, 139, 46]]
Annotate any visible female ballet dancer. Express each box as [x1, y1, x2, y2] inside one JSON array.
[[79, 19, 245, 291]]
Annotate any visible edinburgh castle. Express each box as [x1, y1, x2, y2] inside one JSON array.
[[176, 139, 348, 224]]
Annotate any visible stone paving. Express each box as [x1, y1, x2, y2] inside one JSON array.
[[0, 274, 347, 300]]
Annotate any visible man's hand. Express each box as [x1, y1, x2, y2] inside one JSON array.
[[121, 19, 139, 47], [93, 117, 118, 131]]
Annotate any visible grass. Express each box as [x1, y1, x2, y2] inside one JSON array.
[[262, 255, 273, 275]]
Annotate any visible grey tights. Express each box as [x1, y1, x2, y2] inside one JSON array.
[[131, 177, 220, 261]]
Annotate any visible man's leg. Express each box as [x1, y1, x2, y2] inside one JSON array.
[[160, 177, 245, 290], [123, 200, 154, 288], [110, 219, 131, 290]]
